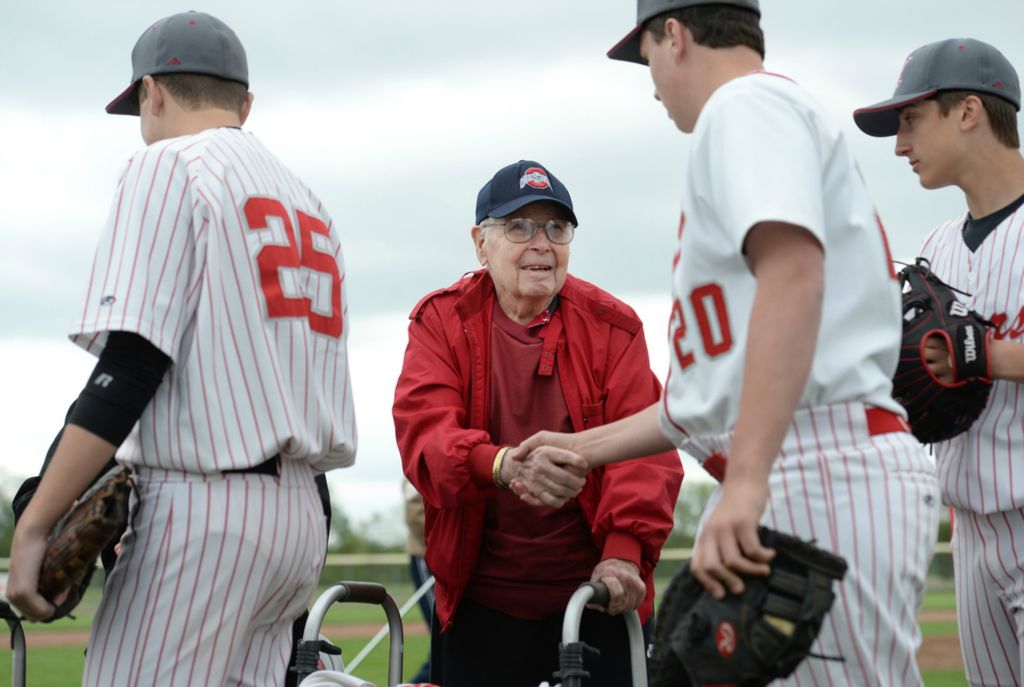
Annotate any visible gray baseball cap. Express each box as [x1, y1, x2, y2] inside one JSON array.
[[106, 11, 249, 116], [607, 0, 760, 64], [854, 38, 1020, 137]]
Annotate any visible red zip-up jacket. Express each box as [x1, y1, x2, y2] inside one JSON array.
[[393, 270, 683, 630]]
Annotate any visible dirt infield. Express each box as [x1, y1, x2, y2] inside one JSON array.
[[919, 633, 964, 671]]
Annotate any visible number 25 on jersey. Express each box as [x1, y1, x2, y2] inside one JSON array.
[[243, 197, 343, 338]]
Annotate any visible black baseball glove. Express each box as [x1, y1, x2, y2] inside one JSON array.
[[649, 527, 848, 687], [895, 258, 993, 443]]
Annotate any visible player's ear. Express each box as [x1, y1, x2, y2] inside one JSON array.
[[140, 75, 162, 116], [239, 92, 254, 125], [664, 17, 690, 63], [959, 95, 984, 133]]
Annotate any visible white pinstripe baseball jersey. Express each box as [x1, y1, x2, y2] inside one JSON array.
[[951, 505, 1024, 686], [83, 460, 327, 686], [660, 72, 940, 686], [70, 127, 357, 473], [919, 209, 1024, 513], [696, 403, 938, 686], [658, 72, 904, 450]]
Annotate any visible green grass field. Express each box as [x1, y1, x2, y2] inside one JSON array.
[[0, 581, 966, 686]]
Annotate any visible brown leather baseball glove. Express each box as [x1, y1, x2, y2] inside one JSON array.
[[37, 466, 132, 620]]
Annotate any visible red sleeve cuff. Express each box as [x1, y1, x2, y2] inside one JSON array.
[[601, 531, 643, 568], [468, 443, 502, 488]]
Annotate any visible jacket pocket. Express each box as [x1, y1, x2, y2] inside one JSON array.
[[581, 401, 605, 428]]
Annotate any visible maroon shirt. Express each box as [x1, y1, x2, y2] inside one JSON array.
[[463, 300, 601, 619]]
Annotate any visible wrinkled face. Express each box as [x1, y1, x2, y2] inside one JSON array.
[[475, 201, 572, 310], [894, 100, 965, 189]]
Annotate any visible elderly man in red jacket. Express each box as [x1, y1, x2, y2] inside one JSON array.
[[393, 160, 683, 687]]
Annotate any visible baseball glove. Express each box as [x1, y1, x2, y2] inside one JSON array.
[[37, 466, 132, 620], [895, 258, 993, 443], [649, 527, 848, 687]]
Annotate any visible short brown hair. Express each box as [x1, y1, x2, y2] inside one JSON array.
[[645, 5, 765, 59], [138, 73, 248, 114], [932, 90, 1020, 148]]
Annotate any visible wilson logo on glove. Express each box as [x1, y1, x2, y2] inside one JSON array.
[[962, 326, 978, 363], [949, 301, 969, 317]]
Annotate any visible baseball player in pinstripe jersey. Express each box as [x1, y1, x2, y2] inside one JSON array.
[[517, 2, 941, 684], [7, 11, 356, 686], [856, 38, 1024, 687]]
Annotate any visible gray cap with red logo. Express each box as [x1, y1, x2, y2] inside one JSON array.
[[854, 38, 1020, 137], [106, 11, 248, 116], [607, 0, 760, 65]]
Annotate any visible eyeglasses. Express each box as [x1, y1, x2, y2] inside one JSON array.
[[485, 218, 576, 245]]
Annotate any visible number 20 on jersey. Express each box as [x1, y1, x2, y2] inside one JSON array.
[[671, 283, 734, 369]]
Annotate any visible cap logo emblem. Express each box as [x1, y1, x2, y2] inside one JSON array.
[[995, 81, 1005, 90], [520, 167, 551, 190], [166, 57, 182, 66]]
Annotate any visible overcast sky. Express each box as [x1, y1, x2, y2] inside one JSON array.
[[2, 1, 1021, 521]]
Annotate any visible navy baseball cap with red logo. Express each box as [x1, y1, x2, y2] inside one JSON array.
[[106, 11, 249, 116], [475, 160, 578, 225], [608, 0, 760, 64], [854, 38, 1021, 137]]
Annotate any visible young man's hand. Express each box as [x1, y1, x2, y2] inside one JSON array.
[[690, 476, 774, 599], [923, 335, 954, 383], [989, 338, 1024, 384], [7, 523, 57, 622]]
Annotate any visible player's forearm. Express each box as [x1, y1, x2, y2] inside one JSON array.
[[16, 425, 117, 536], [988, 339, 1024, 383], [572, 403, 675, 468], [729, 234, 824, 482]]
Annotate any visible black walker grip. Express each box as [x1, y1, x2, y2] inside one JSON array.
[[582, 581, 611, 609], [334, 581, 388, 605]]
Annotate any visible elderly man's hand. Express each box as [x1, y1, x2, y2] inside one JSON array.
[[503, 444, 587, 509], [591, 558, 645, 615]]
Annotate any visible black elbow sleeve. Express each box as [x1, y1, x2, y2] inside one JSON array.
[[68, 331, 172, 446]]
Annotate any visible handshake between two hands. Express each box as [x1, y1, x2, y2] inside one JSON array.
[[502, 431, 589, 509]]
